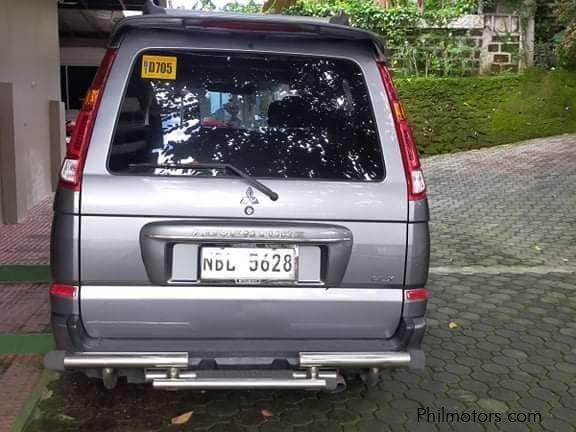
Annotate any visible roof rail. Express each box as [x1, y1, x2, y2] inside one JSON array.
[[143, 0, 166, 15]]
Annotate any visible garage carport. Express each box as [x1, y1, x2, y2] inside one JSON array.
[[0, 0, 151, 225]]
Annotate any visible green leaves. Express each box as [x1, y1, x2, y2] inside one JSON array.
[[262, 0, 298, 13], [555, 0, 576, 68], [265, 0, 481, 77]]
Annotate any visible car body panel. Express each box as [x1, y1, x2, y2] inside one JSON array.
[[80, 286, 403, 339]]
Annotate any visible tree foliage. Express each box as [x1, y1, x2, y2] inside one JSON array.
[[555, 0, 576, 68], [261, 0, 298, 13]]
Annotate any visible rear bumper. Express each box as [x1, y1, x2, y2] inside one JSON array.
[[46, 313, 426, 367], [45, 348, 424, 391], [45, 313, 426, 389]]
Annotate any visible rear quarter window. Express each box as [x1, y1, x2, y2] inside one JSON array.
[[108, 51, 385, 181]]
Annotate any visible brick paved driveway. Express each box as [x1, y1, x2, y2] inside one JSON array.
[[0, 195, 51, 265], [24, 135, 576, 431]]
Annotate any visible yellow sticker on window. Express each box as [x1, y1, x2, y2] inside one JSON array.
[[141, 55, 177, 80]]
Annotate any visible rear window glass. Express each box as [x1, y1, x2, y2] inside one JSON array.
[[108, 51, 384, 181]]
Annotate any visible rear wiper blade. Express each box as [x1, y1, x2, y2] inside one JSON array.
[[128, 162, 279, 201]]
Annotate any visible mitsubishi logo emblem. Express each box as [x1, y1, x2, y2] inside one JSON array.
[[240, 187, 258, 216], [240, 187, 259, 205]]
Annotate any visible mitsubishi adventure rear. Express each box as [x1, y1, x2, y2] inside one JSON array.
[[45, 5, 430, 391]]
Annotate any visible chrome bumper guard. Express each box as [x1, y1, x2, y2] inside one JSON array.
[[54, 351, 415, 390], [299, 352, 412, 368], [63, 352, 188, 368]]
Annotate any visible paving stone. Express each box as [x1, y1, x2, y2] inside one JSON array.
[[481, 363, 511, 375], [0, 284, 49, 334], [344, 397, 381, 414], [477, 398, 509, 413], [501, 349, 529, 360], [541, 418, 575, 432], [518, 397, 551, 412], [305, 419, 343, 432], [374, 407, 408, 424], [279, 408, 315, 426], [529, 387, 560, 402], [487, 388, 520, 402], [447, 388, 478, 402], [431, 398, 467, 412], [235, 409, 267, 427], [539, 379, 569, 393], [355, 418, 393, 432], [0, 354, 43, 432], [450, 423, 485, 432], [459, 380, 489, 394], [551, 407, 576, 423], [258, 422, 293, 432], [328, 409, 360, 424], [498, 380, 530, 393], [0, 196, 52, 265]]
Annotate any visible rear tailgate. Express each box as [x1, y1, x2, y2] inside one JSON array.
[[78, 31, 408, 340]]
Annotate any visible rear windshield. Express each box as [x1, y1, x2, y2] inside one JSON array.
[[108, 51, 384, 181]]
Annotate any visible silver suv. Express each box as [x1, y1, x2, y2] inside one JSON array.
[[45, 2, 430, 392]]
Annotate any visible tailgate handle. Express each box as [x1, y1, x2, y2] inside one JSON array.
[[140, 221, 353, 286]]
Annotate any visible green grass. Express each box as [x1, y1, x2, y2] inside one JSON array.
[[0, 334, 53, 354], [396, 68, 576, 156], [0, 266, 50, 283], [12, 370, 57, 432]]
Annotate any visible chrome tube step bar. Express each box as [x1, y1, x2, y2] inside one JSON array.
[[54, 351, 414, 389], [146, 369, 341, 390], [153, 377, 330, 390]]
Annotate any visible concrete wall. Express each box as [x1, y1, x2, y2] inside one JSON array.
[[0, 0, 61, 223], [61, 46, 106, 66]]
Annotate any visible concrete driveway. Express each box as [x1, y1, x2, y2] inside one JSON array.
[[19, 134, 576, 431]]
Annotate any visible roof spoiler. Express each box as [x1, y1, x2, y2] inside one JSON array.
[[142, 0, 350, 26], [110, 1, 382, 56]]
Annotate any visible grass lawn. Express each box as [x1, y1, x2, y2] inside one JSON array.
[[397, 68, 576, 155]]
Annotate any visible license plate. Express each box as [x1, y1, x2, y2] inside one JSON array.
[[200, 247, 297, 281]]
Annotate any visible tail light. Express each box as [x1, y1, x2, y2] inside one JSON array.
[[405, 288, 429, 302], [60, 49, 117, 191], [199, 20, 301, 33], [50, 283, 78, 298], [377, 63, 426, 201]]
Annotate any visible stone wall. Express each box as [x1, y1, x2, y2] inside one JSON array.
[[481, 14, 525, 74], [398, 13, 535, 76]]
